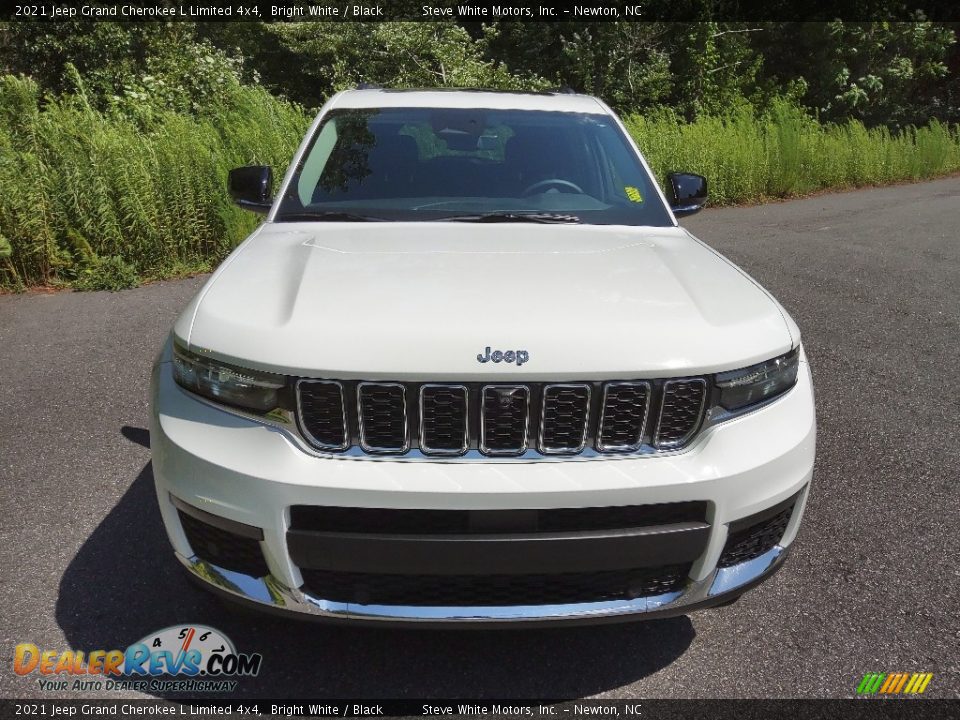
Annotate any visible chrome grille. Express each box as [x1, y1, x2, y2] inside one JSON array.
[[540, 384, 591, 454], [419, 385, 468, 455], [480, 385, 529, 455], [598, 382, 650, 451], [654, 379, 707, 448], [296, 377, 709, 458], [357, 382, 408, 453]]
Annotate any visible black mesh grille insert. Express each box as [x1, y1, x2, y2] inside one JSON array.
[[289, 501, 707, 535], [297, 381, 346, 449], [178, 510, 268, 578], [300, 564, 691, 606], [718, 505, 794, 568], [420, 385, 468, 454], [358, 383, 407, 451], [598, 382, 650, 450], [655, 379, 707, 448], [540, 384, 590, 453], [481, 385, 529, 454]]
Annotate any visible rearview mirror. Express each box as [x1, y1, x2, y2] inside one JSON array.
[[228, 166, 273, 214], [665, 172, 708, 218]]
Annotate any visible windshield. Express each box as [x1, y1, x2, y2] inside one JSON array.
[[274, 107, 673, 226]]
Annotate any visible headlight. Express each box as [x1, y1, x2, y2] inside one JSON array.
[[716, 347, 800, 411], [172, 343, 286, 412]]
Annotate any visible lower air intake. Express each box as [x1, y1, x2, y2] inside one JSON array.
[[300, 564, 691, 606], [178, 510, 268, 578], [718, 503, 795, 568]]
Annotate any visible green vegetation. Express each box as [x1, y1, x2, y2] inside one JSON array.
[[0, 74, 308, 290], [626, 102, 960, 205], [1, 20, 958, 291]]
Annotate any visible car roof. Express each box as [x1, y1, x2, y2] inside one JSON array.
[[330, 88, 609, 115]]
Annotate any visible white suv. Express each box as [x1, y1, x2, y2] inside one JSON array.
[[151, 89, 815, 624]]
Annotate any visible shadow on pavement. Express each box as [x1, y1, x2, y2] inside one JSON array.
[[121, 425, 151, 449], [57, 436, 695, 699]]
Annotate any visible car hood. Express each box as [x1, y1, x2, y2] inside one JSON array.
[[176, 222, 795, 379]]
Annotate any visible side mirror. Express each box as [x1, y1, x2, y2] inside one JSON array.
[[228, 166, 273, 214], [665, 172, 708, 218]]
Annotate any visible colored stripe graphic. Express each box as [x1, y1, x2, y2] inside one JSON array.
[[895, 673, 910, 692], [857, 673, 882, 694], [915, 673, 933, 694], [879, 674, 899, 693], [892, 673, 909, 693], [857, 672, 933, 695]]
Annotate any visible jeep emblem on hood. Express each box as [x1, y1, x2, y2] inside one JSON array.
[[477, 347, 529, 366]]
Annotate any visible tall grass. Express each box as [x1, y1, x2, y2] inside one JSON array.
[[625, 101, 960, 205], [0, 75, 308, 290], [1, 83, 958, 291]]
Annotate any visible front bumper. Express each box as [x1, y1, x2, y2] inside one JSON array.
[[150, 351, 815, 625], [176, 543, 790, 626]]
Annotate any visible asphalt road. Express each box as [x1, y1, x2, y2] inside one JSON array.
[[1, 177, 958, 701]]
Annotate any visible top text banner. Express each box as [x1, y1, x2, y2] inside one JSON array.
[[6, 0, 960, 22]]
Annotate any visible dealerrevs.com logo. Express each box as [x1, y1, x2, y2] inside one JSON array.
[[13, 625, 262, 693]]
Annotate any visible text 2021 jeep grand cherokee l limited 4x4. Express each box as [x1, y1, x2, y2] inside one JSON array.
[[150, 89, 815, 624]]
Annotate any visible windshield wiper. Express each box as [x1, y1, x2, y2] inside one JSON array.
[[276, 211, 388, 222], [434, 212, 581, 224]]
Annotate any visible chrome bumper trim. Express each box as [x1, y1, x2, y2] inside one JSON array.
[[177, 545, 787, 624], [709, 545, 784, 596]]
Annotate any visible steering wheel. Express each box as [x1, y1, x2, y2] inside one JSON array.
[[522, 178, 584, 196]]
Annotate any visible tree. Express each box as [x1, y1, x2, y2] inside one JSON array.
[[756, 21, 957, 127], [484, 22, 673, 111], [664, 22, 769, 119], [0, 22, 250, 120], [224, 22, 546, 109]]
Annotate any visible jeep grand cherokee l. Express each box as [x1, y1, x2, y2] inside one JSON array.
[[150, 88, 815, 624]]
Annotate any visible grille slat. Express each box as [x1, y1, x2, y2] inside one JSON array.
[[419, 385, 468, 455], [598, 382, 650, 451], [654, 379, 707, 449], [540, 384, 591, 454], [481, 385, 530, 455], [296, 378, 708, 457], [296, 380, 348, 450], [358, 382, 408, 453]]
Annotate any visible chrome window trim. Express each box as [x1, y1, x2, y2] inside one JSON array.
[[539, 383, 592, 455], [418, 384, 469, 456], [295, 379, 349, 452], [653, 378, 707, 450], [597, 381, 651, 452], [357, 381, 409, 454], [480, 384, 531, 456]]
